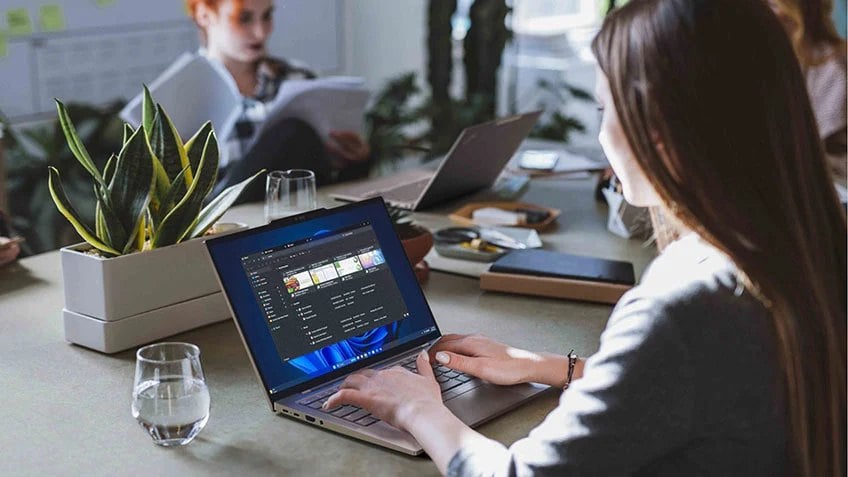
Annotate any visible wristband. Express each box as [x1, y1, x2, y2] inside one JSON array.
[[563, 349, 578, 390]]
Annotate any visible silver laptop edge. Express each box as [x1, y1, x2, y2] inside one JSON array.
[[331, 110, 542, 211]]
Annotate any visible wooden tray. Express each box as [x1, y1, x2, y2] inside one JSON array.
[[449, 201, 560, 231]]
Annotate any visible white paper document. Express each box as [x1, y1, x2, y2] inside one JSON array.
[[261, 77, 370, 140], [120, 52, 369, 143], [120, 52, 242, 142]]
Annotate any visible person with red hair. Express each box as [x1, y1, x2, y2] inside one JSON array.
[[185, 0, 372, 202]]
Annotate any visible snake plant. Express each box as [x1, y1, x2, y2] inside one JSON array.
[[48, 87, 263, 257]]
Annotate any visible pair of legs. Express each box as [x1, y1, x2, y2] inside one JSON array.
[[212, 118, 373, 204]]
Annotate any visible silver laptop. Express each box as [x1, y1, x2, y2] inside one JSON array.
[[204, 198, 548, 455], [330, 111, 542, 210]]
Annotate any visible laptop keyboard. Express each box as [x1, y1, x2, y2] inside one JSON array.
[[295, 354, 482, 427]]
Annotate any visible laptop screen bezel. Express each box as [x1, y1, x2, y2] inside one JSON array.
[[204, 197, 442, 405]]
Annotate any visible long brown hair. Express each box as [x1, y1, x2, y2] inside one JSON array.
[[770, 0, 845, 67], [593, 0, 847, 475]]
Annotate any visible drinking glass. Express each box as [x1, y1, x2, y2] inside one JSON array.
[[131, 342, 210, 447], [265, 169, 318, 223]]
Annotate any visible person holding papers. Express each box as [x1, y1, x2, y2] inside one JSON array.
[[186, 0, 372, 202], [323, 1, 846, 476]]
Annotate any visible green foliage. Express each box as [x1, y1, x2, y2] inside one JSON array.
[[47, 87, 263, 257], [2, 102, 124, 254], [529, 78, 593, 143]]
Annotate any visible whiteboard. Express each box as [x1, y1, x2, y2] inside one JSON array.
[[0, 0, 341, 121]]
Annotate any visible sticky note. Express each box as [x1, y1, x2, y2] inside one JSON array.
[[95, 0, 117, 7], [6, 8, 33, 37], [40, 4, 66, 32], [0, 31, 7, 59]]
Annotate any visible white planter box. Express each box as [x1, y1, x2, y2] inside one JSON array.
[[60, 224, 245, 353]]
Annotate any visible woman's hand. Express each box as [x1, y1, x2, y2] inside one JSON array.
[[323, 350, 445, 430], [326, 130, 370, 164], [430, 334, 580, 388]]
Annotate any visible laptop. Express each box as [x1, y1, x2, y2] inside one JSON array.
[[329, 111, 542, 210], [204, 198, 548, 455]]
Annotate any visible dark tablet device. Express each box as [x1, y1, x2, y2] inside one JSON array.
[[489, 249, 636, 285]]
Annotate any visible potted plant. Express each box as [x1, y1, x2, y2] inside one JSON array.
[[388, 206, 433, 283], [50, 87, 264, 353]]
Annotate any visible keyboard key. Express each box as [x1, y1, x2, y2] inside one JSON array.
[[307, 400, 325, 410], [439, 379, 463, 392], [436, 376, 450, 383], [344, 409, 372, 422], [444, 371, 460, 379], [331, 406, 359, 418], [356, 416, 379, 426], [436, 366, 451, 373], [456, 375, 472, 383]]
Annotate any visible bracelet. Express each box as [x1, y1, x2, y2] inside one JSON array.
[[563, 349, 578, 390]]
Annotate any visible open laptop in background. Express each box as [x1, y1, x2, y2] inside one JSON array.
[[204, 198, 548, 455], [329, 111, 542, 210]]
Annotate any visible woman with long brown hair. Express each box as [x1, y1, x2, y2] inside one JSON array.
[[322, 0, 847, 475]]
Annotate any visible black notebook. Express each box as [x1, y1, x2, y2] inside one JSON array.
[[489, 249, 636, 286]]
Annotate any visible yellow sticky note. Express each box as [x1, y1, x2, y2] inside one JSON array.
[[40, 4, 66, 32], [0, 31, 7, 59], [6, 8, 33, 37], [95, 0, 117, 7]]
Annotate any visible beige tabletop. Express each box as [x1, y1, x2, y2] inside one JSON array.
[[0, 174, 655, 477]]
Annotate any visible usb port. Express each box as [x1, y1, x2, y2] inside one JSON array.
[[305, 415, 315, 423]]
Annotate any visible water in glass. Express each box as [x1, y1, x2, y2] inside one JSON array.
[[132, 342, 210, 446]]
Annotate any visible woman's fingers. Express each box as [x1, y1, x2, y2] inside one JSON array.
[[433, 351, 485, 377], [323, 388, 363, 410], [415, 350, 435, 380]]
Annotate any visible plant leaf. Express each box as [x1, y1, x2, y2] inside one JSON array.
[[189, 169, 265, 238], [103, 153, 117, 185], [122, 123, 134, 144], [152, 130, 219, 247], [48, 167, 119, 256], [141, 85, 156, 139], [97, 189, 127, 250], [149, 104, 190, 188], [108, 126, 154, 251], [55, 100, 106, 188], [184, 121, 212, 179]]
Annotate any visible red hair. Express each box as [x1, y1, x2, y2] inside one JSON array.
[[185, 0, 244, 26]]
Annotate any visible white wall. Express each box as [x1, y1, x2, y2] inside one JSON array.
[[341, 0, 427, 91]]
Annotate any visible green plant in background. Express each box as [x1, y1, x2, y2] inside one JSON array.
[[2, 102, 124, 255], [47, 87, 263, 257], [530, 78, 593, 143], [365, 0, 590, 165]]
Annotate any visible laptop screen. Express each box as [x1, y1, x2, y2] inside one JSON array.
[[205, 198, 440, 402]]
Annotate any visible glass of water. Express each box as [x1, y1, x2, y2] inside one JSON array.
[[265, 169, 317, 223], [132, 342, 210, 447]]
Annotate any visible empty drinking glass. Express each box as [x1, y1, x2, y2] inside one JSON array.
[[265, 169, 317, 223], [132, 342, 210, 447]]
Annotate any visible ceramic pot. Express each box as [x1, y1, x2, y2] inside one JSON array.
[[396, 224, 433, 283]]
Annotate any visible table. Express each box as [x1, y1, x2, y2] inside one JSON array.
[[0, 175, 654, 476]]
